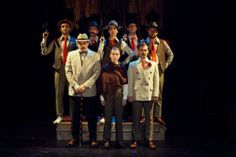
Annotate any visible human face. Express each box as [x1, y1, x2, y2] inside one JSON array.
[[109, 49, 120, 64], [127, 23, 137, 34], [138, 44, 149, 59], [77, 41, 89, 51], [147, 27, 158, 38], [108, 25, 118, 38], [89, 26, 99, 37], [60, 23, 71, 35]]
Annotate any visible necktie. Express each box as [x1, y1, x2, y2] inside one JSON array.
[[141, 59, 145, 70], [131, 37, 135, 51], [63, 37, 68, 64], [110, 39, 115, 47], [151, 40, 157, 62]]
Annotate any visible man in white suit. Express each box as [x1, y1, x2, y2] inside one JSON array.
[[65, 33, 101, 148], [128, 40, 159, 149]]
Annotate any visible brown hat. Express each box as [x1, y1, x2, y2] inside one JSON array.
[[57, 19, 73, 30]]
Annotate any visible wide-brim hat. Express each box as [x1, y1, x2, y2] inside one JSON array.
[[127, 19, 137, 27], [89, 20, 99, 28], [76, 33, 90, 42], [107, 20, 121, 30], [147, 21, 158, 29], [57, 19, 73, 30]]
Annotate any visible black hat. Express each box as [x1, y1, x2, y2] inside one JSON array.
[[147, 21, 158, 29], [126, 13, 138, 27], [57, 19, 73, 30], [89, 20, 99, 28], [127, 19, 137, 27]]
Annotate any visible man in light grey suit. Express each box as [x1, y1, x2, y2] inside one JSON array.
[[65, 33, 101, 148], [41, 19, 78, 124], [128, 40, 159, 149]]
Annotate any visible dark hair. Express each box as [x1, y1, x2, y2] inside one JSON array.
[[137, 39, 148, 49], [110, 46, 121, 54]]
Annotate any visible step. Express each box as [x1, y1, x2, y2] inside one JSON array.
[[56, 121, 166, 141]]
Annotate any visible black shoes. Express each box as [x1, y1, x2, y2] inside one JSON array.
[[66, 139, 79, 147], [115, 141, 126, 148], [104, 141, 126, 148]]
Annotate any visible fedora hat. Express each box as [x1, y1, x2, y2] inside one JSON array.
[[147, 21, 158, 29], [76, 33, 90, 42], [107, 20, 121, 29], [57, 19, 73, 30]]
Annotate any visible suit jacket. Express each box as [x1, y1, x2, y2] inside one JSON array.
[[128, 58, 159, 101], [65, 49, 101, 97], [146, 37, 174, 73], [41, 36, 78, 70]]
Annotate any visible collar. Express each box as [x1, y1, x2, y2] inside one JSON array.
[[89, 36, 98, 42], [137, 57, 150, 63], [109, 37, 119, 42], [146, 37, 160, 44], [128, 35, 138, 40], [60, 35, 71, 41]]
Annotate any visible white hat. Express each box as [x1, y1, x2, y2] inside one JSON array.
[[76, 33, 90, 42]]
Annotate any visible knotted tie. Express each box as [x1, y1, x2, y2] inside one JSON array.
[[151, 40, 157, 62], [131, 37, 135, 51], [141, 59, 145, 70], [63, 37, 68, 64]]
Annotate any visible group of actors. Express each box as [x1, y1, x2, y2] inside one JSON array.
[[40, 18, 174, 149]]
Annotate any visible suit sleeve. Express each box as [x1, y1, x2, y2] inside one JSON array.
[[163, 40, 174, 65], [152, 63, 159, 97], [128, 63, 134, 97], [65, 53, 80, 90], [41, 39, 55, 55], [83, 53, 101, 88]]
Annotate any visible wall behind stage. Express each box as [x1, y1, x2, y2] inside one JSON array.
[[2, 0, 234, 140]]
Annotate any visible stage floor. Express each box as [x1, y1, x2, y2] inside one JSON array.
[[0, 125, 235, 157]]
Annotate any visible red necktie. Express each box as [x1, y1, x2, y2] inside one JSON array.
[[131, 37, 135, 51], [141, 59, 145, 70], [63, 37, 68, 64], [151, 40, 157, 62]]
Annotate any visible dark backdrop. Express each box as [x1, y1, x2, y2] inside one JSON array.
[[2, 0, 234, 143]]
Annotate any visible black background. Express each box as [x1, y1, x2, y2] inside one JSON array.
[[1, 0, 234, 143]]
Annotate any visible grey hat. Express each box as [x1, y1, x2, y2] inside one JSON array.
[[76, 33, 90, 42], [147, 21, 158, 29], [107, 20, 119, 29]]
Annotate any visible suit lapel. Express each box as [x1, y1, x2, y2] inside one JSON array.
[[136, 60, 148, 83]]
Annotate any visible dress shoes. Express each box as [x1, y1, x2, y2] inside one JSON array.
[[130, 141, 137, 149], [104, 141, 110, 148], [140, 116, 145, 124], [53, 116, 63, 124], [115, 141, 126, 148], [155, 117, 165, 125], [66, 139, 78, 147], [91, 140, 99, 148], [147, 141, 156, 149]]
